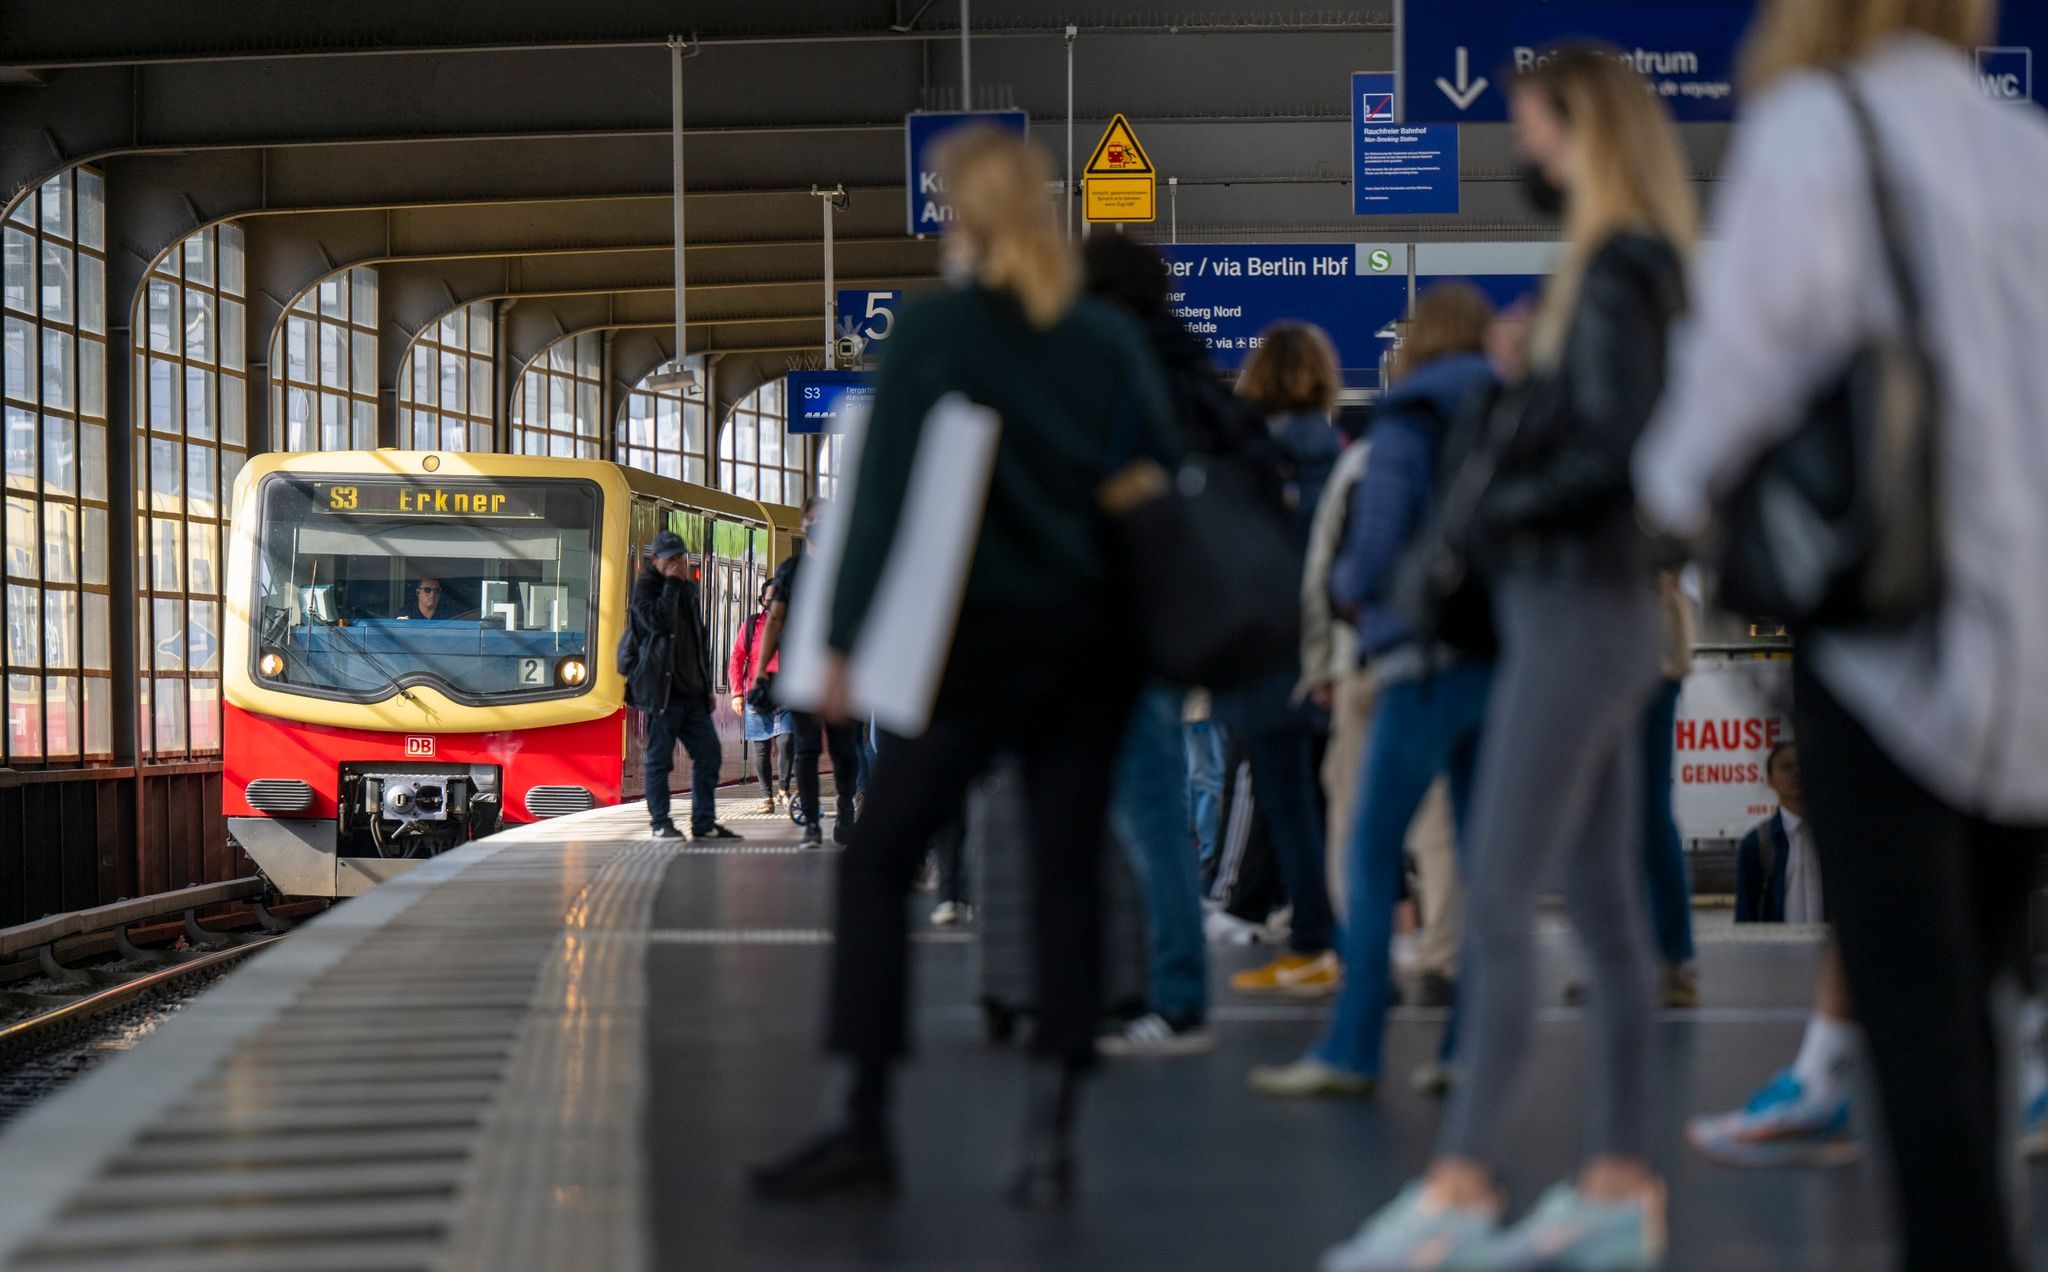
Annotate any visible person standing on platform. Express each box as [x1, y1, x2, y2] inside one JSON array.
[[752, 498, 862, 848], [730, 580, 793, 815], [1640, 572, 1700, 1005], [1216, 323, 1345, 1000], [749, 129, 1177, 1207], [1637, 2, 2048, 1263], [1325, 46, 1693, 1269], [622, 530, 741, 843], [1252, 281, 1496, 1103]]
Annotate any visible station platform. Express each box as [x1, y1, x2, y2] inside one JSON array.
[[1, 795, 2044, 1271]]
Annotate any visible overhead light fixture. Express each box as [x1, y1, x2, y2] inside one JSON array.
[[645, 360, 698, 393]]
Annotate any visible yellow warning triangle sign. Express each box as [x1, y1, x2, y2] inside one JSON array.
[[1084, 114, 1154, 177]]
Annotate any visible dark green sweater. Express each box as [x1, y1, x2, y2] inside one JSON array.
[[827, 285, 1176, 652]]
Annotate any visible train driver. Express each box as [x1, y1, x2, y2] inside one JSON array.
[[398, 576, 449, 621]]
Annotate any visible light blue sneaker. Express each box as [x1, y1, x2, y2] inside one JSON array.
[[1319, 1181, 1500, 1272], [1685, 1068, 1859, 1168], [1485, 1181, 1666, 1272]]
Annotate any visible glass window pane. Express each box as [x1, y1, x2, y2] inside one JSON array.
[[189, 677, 220, 752], [8, 674, 43, 761], [218, 297, 243, 371], [5, 496, 34, 579], [75, 170, 104, 250], [470, 357, 492, 425], [40, 414, 72, 495], [148, 279, 176, 352], [81, 506, 105, 584], [577, 381, 599, 439], [39, 327, 71, 411], [45, 676, 80, 758], [148, 436, 182, 513], [4, 406, 32, 491], [352, 397, 376, 448], [76, 253, 104, 336], [186, 445, 216, 519], [440, 348, 464, 413], [78, 421, 103, 501], [219, 375, 245, 447], [469, 304, 491, 352], [151, 517, 183, 593], [83, 676, 109, 756], [184, 367, 215, 441], [153, 676, 187, 751], [761, 421, 782, 466], [318, 322, 342, 387], [41, 502, 74, 582], [410, 346, 433, 402], [438, 311, 461, 346], [469, 422, 491, 452], [151, 596, 184, 670], [576, 334, 600, 378], [38, 174, 70, 239], [219, 450, 243, 510], [319, 393, 344, 451], [184, 287, 214, 361], [318, 276, 345, 319], [42, 589, 76, 668], [4, 227, 32, 313], [5, 315, 36, 400], [284, 386, 312, 451], [5, 584, 37, 664], [182, 229, 212, 285], [283, 316, 309, 383], [217, 224, 243, 294], [147, 357, 178, 434], [77, 336, 104, 419], [37, 243, 71, 324], [351, 330, 375, 391], [81, 592, 107, 670], [351, 268, 376, 324], [189, 600, 220, 673]]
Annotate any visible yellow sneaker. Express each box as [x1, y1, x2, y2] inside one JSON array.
[[1229, 950, 1341, 997]]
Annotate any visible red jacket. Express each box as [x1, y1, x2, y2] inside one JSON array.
[[728, 610, 778, 691]]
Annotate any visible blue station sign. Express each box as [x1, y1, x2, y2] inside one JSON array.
[[785, 370, 876, 435], [1403, 1, 2045, 122], [835, 289, 903, 352], [904, 110, 1029, 236], [1352, 72, 1460, 215], [1157, 244, 1409, 383]]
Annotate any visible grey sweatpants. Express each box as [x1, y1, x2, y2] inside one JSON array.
[[1438, 568, 1662, 1165]]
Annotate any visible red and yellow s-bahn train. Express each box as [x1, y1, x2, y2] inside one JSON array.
[[221, 450, 801, 896]]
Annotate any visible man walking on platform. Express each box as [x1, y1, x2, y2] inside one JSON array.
[[754, 499, 863, 847], [623, 529, 741, 842]]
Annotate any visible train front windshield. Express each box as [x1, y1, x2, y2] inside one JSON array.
[[253, 475, 600, 702]]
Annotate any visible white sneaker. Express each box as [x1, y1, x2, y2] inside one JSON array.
[[930, 901, 970, 927], [1098, 1012, 1216, 1058], [1204, 911, 1271, 945]]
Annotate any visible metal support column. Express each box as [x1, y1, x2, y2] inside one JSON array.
[[1065, 25, 1077, 240], [1169, 177, 1179, 243], [960, 0, 972, 107], [670, 36, 689, 364], [811, 186, 848, 368]]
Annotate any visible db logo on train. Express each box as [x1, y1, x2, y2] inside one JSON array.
[[405, 736, 436, 758]]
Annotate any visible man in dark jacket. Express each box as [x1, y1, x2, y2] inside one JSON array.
[[1736, 742, 1808, 923], [626, 529, 739, 841]]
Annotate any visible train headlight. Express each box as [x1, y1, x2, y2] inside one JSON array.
[[557, 658, 588, 687], [258, 650, 286, 678]]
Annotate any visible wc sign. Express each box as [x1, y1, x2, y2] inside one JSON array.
[[1979, 47, 2034, 104]]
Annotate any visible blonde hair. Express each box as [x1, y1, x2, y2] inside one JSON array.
[[1744, 0, 1996, 92], [1514, 45, 1700, 366], [1393, 282, 1494, 382], [1238, 322, 1340, 416], [934, 128, 1078, 329]]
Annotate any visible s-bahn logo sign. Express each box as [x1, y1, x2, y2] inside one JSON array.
[[405, 736, 436, 758]]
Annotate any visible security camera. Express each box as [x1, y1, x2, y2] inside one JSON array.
[[834, 335, 867, 366]]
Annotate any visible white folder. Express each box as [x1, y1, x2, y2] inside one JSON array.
[[777, 392, 1000, 737]]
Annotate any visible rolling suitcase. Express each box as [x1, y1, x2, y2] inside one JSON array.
[[967, 761, 1151, 1044]]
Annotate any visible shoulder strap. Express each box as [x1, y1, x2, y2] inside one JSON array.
[[1832, 69, 1936, 375]]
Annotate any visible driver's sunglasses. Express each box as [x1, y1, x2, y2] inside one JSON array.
[[417, 586, 441, 594]]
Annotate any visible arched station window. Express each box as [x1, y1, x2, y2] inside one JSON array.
[[717, 379, 809, 506], [271, 267, 378, 452], [135, 223, 249, 758], [617, 372, 708, 484], [510, 331, 602, 459], [399, 301, 495, 451], [1, 167, 110, 763]]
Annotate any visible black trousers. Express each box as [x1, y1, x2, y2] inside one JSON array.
[[828, 675, 1135, 1067], [791, 710, 863, 828], [751, 734, 793, 795], [1796, 661, 2044, 1272]]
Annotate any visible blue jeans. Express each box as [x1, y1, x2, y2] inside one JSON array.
[[1313, 663, 1491, 1077], [1184, 720, 1229, 870], [1641, 678, 1695, 965], [645, 697, 722, 834], [1113, 685, 1209, 1023]]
